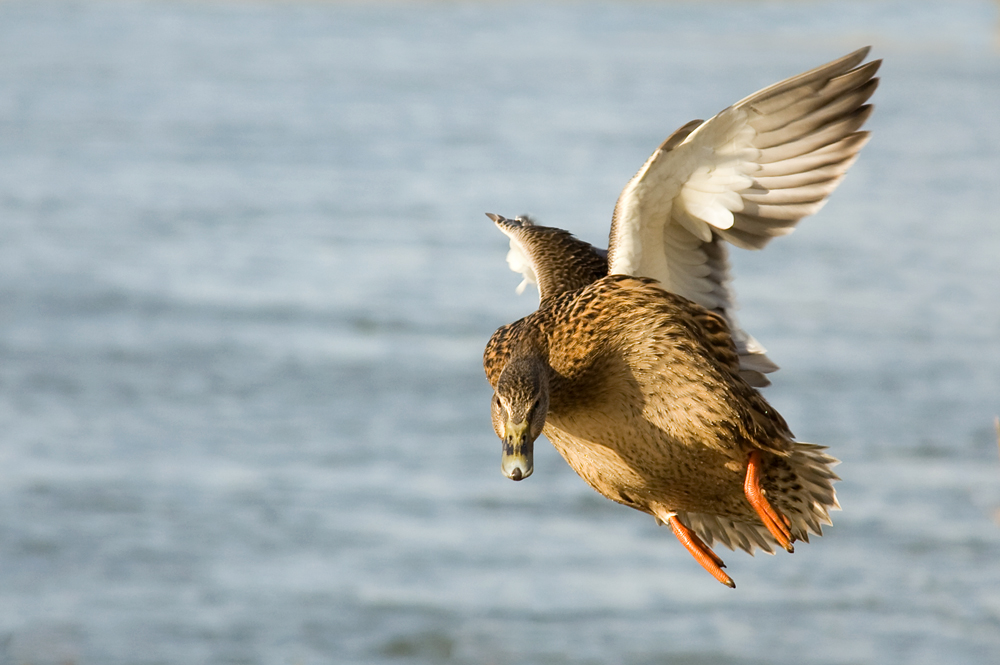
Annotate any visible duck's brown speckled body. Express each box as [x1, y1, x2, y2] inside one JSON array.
[[484, 272, 838, 567], [482, 48, 878, 586]]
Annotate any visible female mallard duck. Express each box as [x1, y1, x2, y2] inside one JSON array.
[[483, 48, 879, 587]]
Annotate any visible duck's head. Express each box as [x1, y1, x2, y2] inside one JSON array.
[[491, 356, 549, 481]]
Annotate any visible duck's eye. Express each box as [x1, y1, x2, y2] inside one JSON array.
[[531, 398, 540, 411], [493, 395, 501, 408]]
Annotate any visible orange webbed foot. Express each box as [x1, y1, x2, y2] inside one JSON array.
[[667, 515, 735, 588], [744, 450, 795, 553]]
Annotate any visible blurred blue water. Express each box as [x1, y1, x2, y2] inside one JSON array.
[[0, 1, 999, 664]]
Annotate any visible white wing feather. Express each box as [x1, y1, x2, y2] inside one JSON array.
[[504, 236, 537, 297], [607, 47, 879, 385]]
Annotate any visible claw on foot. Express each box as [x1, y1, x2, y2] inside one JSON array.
[[745, 450, 795, 553]]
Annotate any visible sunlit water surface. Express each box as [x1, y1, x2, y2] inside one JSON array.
[[1, 1, 999, 664]]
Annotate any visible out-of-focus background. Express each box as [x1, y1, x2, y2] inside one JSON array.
[[1, 1, 998, 663]]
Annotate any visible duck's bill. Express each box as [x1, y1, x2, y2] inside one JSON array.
[[501, 420, 534, 481]]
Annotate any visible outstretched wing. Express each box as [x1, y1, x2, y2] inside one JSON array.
[[607, 47, 879, 385], [488, 213, 608, 304]]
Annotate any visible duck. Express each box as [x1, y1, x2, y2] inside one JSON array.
[[482, 48, 879, 587]]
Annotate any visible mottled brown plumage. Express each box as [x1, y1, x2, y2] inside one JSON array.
[[487, 214, 608, 304], [484, 274, 838, 571]]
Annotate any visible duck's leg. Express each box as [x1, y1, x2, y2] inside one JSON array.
[[666, 515, 735, 588], [744, 450, 794, 553]]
